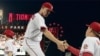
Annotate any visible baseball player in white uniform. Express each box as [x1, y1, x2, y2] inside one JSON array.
[[79, 22, 100, 56], [3, 29, 16, 56], [23, 2, 66, 56], [64, 21, 100, 56]]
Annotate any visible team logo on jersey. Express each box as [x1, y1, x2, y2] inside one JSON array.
[[83, 44, 88, 49]]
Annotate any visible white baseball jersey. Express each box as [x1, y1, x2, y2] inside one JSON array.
[[4, 39, 17, 56], [23, 13, 47, 56], [24, 13, 47, 42], [79, 37, 100, 56]]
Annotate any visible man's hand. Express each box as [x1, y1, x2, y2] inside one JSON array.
[[63, 40, 69, 49], [43, 29, 69, 52], [56, 40, 66, 52]]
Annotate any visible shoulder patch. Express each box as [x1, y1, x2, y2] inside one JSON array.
[[83, 44, 88, 49]]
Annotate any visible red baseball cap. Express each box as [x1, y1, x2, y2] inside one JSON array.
[[42, 2, 53, 12], [3, 29, 15, 38], [87, 22, 100, 33]]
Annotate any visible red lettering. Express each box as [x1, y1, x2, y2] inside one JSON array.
[[16, 14, 19, 20], [19, 14, 21, 20], [21, 14, 24, 20], [9, 13, 13, 23], [8, 13, 33, 22], [24, 14, 28, 20]]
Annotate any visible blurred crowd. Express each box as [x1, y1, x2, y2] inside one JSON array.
[[0, 30, 25, 56]]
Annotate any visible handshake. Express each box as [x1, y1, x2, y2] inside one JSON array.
[[56, 40, 69, 52]]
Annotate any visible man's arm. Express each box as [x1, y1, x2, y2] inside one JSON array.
[[67, 46, 92, 56], [43, 28, 65, 52], [67, 45, 80, 56], [65, 41, 92, 56]]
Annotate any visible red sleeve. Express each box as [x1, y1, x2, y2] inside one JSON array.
[[83, 52, 92, 56], [67, 45, 80, 56], [41, 27, 46, 32]]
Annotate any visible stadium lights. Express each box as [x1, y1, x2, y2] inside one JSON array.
[[0, 9, 3, 20]]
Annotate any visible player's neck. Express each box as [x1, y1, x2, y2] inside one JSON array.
[[86, 32, 98, 37]]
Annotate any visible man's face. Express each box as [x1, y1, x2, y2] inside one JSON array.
[[86, 27, 100, 37], [85, 27, 92, 36], [42, 7, 51, 17]]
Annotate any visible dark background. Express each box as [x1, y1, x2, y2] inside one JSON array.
[[0, 0, 100, 56]]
